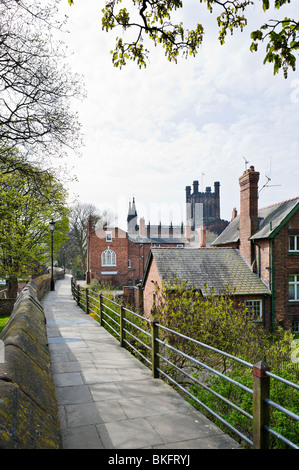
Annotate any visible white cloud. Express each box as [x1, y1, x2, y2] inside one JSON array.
[[55, 0, 298, 230]]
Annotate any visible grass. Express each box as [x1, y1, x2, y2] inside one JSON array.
[[0, 316, 10, 334]]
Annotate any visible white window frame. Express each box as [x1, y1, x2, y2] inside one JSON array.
[[289, 235, 299, 252], [245, 300, 262, 320], [101, 247, 116, 267], [106, 231, 112, 242], [289, 274, 299, 301]]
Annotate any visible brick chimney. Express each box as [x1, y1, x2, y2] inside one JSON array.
[[139, 217, 146, 236], [231, 207, 238, 221], [239, 166, 260, 267]]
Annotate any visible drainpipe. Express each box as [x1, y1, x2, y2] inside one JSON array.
[[270, 238, 274, 332]]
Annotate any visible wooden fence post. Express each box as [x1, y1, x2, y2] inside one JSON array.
[[252, 361, 270, 449], [85, 288, 89, 315], [77, 284, 80, 306], [120, 304, 126, 348], [151, 320, 159, 378]]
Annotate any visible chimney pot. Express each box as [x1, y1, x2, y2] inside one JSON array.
[[231, 207, 238, 221], [199, 225, 206, 248]]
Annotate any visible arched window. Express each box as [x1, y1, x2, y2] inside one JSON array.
[[101, 248, 116, 266]]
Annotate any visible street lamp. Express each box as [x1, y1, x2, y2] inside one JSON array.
[[49, 219, 55, 291]]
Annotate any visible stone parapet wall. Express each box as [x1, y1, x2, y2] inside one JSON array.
[[0, 272, 63, 449]]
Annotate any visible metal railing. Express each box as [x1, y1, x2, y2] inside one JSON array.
[[71, 278, 299, 450]]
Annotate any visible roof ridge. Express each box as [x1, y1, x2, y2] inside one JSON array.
[[259, 196, 299, 211]]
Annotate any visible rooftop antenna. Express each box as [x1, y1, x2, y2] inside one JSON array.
[[259, 175, 281, 193], [259, 167, 282, 194], [201, 172, 205, 191], [243, 156, 249, 170]]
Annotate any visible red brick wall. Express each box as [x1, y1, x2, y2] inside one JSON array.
[[87, 227, 178, 287], [253, 238, 270, 287], [233, 294, 271, 330], [271, 209, 299, 328], [128, 241, 152, 282], [143, 258, 163, 318], [88, 228, 132, 286]]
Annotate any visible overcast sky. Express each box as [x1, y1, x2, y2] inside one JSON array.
[[56, 0, 299, 230]]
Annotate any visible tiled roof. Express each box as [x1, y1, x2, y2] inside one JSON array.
[[213, 197, 299, 245], [129, 235, 186, 244], [148, 247, 270, 296]]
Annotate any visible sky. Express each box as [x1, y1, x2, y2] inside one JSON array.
[[55, 0, 299, 231]]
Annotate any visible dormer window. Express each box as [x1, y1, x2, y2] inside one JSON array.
[[106, 231, 112, 242]]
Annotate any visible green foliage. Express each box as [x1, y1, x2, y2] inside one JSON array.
[[0, 156, 69, 294], [189, 363, 298, 448], [70, 0, 298, 76], [0, 316, 10, 334], [101, 1, 204, 69], [151, 279, 298, 449], [151, 279, 268, 368]]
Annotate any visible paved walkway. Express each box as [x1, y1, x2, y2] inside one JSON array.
[[42, 275, 241, 450]]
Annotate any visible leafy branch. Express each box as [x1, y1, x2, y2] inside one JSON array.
[[69, 0, 298, 76]]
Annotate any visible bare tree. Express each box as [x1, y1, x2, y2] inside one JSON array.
[[64, 203, 113, 275], [0, 0, 84, 172]]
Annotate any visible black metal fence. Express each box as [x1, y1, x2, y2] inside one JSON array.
[[71, 278, 299, 450]]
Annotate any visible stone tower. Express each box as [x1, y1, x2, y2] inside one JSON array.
[[186, 180, 220, 230]]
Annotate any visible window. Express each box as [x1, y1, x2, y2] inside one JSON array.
[[292, 321, 299, 333], [289, 274, 299, 301], [245, 300, 262, 320], [101, 248, 116, 266], [289, 235, 299, 252], [128, 259, 131, 268], [106, 231, 112, 242]]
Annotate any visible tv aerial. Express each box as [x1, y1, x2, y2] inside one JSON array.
[[259, 159, 282, 195], [243, 156, 249, 170]]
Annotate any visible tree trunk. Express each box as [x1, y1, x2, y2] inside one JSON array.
[[6, 276, 18, 299]]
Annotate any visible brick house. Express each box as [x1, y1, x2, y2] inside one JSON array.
[[85, 175, 229, 287], [85, 199, 187, 287], [212, 166, 299, 332], [142, 247, 271, 321]]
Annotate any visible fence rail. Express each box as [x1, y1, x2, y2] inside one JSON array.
[[71, 278, 299, 450]]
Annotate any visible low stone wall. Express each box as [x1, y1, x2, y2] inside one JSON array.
[[0, 272, 64, 449]]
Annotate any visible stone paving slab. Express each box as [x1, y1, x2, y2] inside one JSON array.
[[42, 276, 241, 450]]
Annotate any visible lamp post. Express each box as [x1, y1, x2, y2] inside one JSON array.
[[49, 219, 55, 291]]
